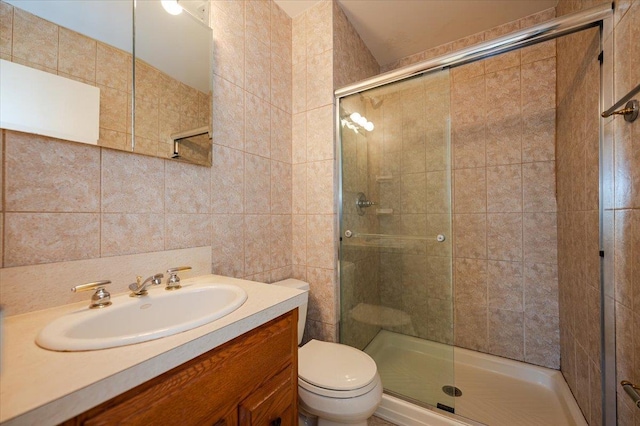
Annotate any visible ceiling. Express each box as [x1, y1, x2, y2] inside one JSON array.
[[274, 0, 558, 66]]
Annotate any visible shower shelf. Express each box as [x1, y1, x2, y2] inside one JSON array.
[[376, 175, 393, 183]]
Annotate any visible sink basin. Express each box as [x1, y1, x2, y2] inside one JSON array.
[[36, 283, 247, 351]]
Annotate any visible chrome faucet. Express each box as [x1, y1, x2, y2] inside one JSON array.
[[129, 273, 164, 297]]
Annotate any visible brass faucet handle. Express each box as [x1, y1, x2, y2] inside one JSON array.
[[71, 280, 111, 293], [71, 280, 112, 309], [166, 266, 192, 274]]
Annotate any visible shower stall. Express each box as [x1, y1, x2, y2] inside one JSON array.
[[336, 4, 615, 426]]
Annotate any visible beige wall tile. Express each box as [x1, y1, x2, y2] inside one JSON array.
[[165, 214, 211, 250], [292, 112, 307, 163], [454, 213, 486, 259], [271, 106, 292, 162], [452, 124, 486, 169], [306, 50, 333, 110], [271, 51, 292, 112], [211, 145, 244, 214], [212, 214, 244, 278], [306, 214, 334, 269], [523, 212, 557, 264], [101, 213, 164, 256], [292, 214, 307, 266], [134, 98, 159, 141], [58, 28, 96, 83], [486, 115, 522, 166], [521, 39, 556, 65], [487, 213, 523, 261], [306, 0, 332, 57], [488, 308, 524, 360], [5, 132, 100, 212], [401, 173, 427, 214], [487, 164, 522, 212], [98, 128, 127, 151], [271, 160, 292, 214], [244, 93, 271, 157], [245, 35, 271, 101], [211, 7, 244, 87], [99, 85, 128, 133], [12, 8, 57, 69], [292, 12, 306, 66], [451, 75, 485, 126], [455, 302, 487, 352], [165, 161, 210, 214], [292, 163, 307, 214], [101, 149, 164, 213], [523, 161, 557, 212], [307, 266, 336, 323], [244, 154, 271, 214], [306, 104, 334, 161], [271, 214, 292, 268], [244, 214, 271, 275], [426, 171, 449, 214], [213, 76, 245, 150], [525, 311, 559, 368], [96, 42, 131, 93], [454, 258, 487, 303], [307, 160, 334, 214], [0, 1, 12, 56], [522, 108, 555, 162], [4, 213, 100, 267], [486, 66, 521, 118], [246, 0, 270, 43], [271, 1, 292, 59], [454, 168, 486, 213], [292, 62, 307, 114], [488, 260, 523, 311], [522, 58, 556, 113]]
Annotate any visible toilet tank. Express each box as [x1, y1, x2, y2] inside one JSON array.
[[272, 279, 309, 345]]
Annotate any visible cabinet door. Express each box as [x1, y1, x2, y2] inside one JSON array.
[[239, 367, 296, 426]]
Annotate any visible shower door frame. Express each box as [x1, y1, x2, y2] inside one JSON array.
[[334, 3, 616, 425]]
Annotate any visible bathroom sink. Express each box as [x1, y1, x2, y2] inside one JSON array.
[[36, 283, 247, 351]]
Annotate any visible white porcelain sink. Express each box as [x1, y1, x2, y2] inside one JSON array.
[[36, 283, 247, 351]]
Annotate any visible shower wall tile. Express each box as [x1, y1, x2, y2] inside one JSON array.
[[306, 105, 334, 161], [306, 50, 333, 110], [246, 0, 271, 47], [486, 115, 522, 166], [454, 258, 487, 304], [522, 108, 556, 162], [523, 212, 558, 264], [523, 161, 557, 212], [454, 168, 486, 213], [306, 214, 334, 270], [486, 165, 522, 212], [454, 214, 486, 259], [455, 303, 488, 352], [271, 51, 292, 113], [271, 106, 292, 163], [488, 308, 524, 361], [487, 260, 523, 311], [58, 28, 96, 83], [487, 213, 522, 261], [292, 112, 307, 163], [307, 160, 334, 215]]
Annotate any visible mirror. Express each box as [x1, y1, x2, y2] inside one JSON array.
[[1, 0, 213, 166]]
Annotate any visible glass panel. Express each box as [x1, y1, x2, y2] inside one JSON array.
[[339, 70, 453, 410]]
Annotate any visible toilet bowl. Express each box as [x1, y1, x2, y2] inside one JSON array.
[[273, 279, 383, 426]]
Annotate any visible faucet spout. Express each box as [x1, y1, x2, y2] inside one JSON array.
[[129, 273, 164, 297]]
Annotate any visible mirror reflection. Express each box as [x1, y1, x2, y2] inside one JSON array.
[[1, 0, 213, 166]]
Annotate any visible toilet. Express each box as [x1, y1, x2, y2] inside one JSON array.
[[273, 279, 383, 426]]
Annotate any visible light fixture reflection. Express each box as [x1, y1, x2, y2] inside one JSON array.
[[161, 0, 183, 15]]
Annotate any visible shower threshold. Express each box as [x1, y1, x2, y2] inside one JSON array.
[[364, 330, 587, 426]]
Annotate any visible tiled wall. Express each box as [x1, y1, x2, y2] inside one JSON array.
[[382, 9, 561, 369], [0, 1, 210, 161], [291, 0, 379, 342], [0, 0, 294, 315], [556, 1, 640, 425]]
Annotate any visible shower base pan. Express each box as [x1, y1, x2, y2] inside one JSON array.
[[365, 330, 587, 426]]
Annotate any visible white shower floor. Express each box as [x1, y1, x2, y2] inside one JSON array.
[[365, 331, 587, 426]]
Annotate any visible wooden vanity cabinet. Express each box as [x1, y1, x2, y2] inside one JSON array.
[[61, 310, 298, 426]]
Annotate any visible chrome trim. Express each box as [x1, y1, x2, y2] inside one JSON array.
[[334, 3, 613, 100]]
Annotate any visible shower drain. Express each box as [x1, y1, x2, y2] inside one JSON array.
[[442, 385, 462, 397]]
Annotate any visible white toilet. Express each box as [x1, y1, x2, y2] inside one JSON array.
[[273, 279, 383, 426]]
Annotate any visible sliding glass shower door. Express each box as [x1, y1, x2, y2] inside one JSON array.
[[339, 70, 454, 410]]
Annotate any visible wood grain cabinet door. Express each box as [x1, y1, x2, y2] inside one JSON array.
[[238, 367, 296, 426]]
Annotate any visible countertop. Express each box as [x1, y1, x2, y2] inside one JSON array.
[[0, 274, 306, 425]]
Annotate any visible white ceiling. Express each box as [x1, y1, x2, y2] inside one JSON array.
[[274, 0, 558, 66]]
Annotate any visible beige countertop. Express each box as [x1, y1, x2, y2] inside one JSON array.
[[0, 274, 305, 426]]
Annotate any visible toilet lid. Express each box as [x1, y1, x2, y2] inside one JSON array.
[[298, 340, 377, 391]]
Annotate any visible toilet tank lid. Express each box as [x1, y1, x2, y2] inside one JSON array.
[[273, 278, 309, 291]]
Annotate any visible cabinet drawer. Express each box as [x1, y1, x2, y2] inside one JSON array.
[[239, 367, 295, 426]]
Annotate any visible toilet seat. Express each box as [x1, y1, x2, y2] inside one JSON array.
[[298, 340, 379, 398]]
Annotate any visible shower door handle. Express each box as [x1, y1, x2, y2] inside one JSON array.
[[436, 234, 446, 242]]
